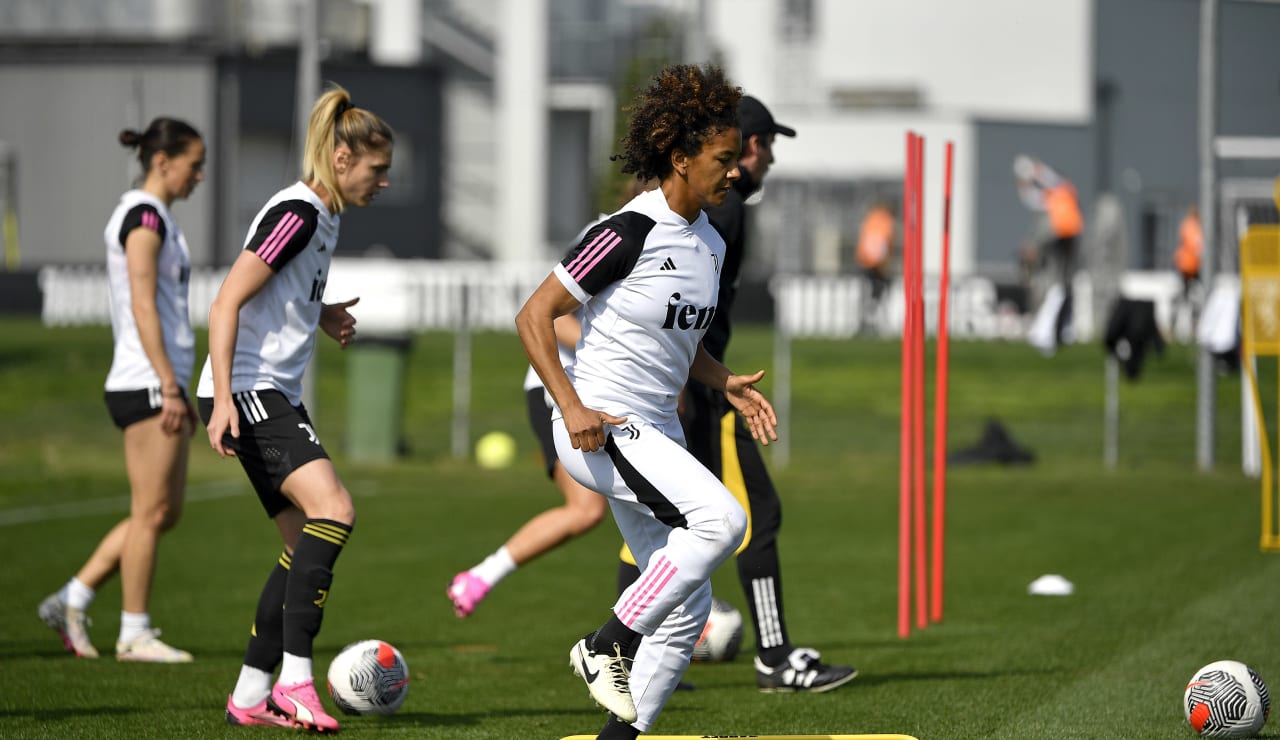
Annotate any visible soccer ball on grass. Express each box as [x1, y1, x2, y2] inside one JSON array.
[[1184, 660, 1270, 738], [327, 639, 410, 716], [691, 597, 743, 663]]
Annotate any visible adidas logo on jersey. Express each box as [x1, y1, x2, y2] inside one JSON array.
[[662, 291, 717, 331], [660, 257, 677, 271]]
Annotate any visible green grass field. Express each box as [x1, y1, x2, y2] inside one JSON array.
[[1, 317, 1277, 739]]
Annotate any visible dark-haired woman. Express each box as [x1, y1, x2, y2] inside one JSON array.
[[200, 84, 391, 732], [38, 117, 205, 663], [516, 64, 777, 740]]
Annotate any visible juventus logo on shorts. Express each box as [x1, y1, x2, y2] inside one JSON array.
[[621, 424, 640, 440]]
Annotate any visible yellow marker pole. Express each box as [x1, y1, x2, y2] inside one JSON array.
[[1240, 224, 1280, 551]]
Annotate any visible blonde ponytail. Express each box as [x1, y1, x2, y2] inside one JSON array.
[[302, 84, 394, 214]]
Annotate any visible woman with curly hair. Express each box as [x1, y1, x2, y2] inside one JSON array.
[[516, 63, 778, 739]]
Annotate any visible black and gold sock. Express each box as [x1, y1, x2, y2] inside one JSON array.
[[592, 614, 639, 657], [244, 550, 290, 673], [283, 519, 352, 658], [597, 715, 640, 740]]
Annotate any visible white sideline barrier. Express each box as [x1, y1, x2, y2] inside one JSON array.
[[40, 262, 1189, 340], [38, 259, 550, 331], [39, 262, 1214, 466], [39, 264, 227, 328], [772, 273, 1016, 340], [320, 259, 547, 334], [38, 259, 552, 461]]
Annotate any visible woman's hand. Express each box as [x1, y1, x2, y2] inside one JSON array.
[[321, 297, 359, 348], [158, 391, 197, 437], [724, 370, 778, 445], [562, 401, 627, 453], [206, 397, 240, 458]]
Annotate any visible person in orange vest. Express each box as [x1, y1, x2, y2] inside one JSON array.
[[1015, 155, 1083, 349], [856, 202, 895, 302], [1173, 206, 1202, 291]]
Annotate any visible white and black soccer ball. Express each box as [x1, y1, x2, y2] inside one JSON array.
[[327, 639, 411, 716], [1185, 660, 1270, 738], [691, 597, 743, 663]]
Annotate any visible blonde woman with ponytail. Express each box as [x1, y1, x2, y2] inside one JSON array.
[[197, 84, 392, 731]]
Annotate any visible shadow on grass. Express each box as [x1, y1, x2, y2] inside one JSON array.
[[810, 628, 1032, 653], [358, 705, 610, 729], [851, 667, 1059, 687], [0, 642, 250, 661], [0, 643, 86, 660], [0, 707, 136, 721], [809, 637, 949, 651]]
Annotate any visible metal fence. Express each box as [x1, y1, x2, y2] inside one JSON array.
[[39, 261, 1201, 466]]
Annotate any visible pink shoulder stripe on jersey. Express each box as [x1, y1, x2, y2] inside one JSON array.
[[618, 555, 677, 627], [256, 212, 304, 264], [566, 228, 621, 282], [141, 210, 160, 232]]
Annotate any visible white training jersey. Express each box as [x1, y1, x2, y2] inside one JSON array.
[[524, 214, 605, 393], [553, 187, 725, 425], [103, 190, 195, 392], [197, 181, 338, 406], [523, 342, 575, 392]]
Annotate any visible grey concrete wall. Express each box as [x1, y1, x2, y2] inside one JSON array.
[[224, 55, 445, 264], [974, 0, 1280, 275], [0, 59, 216, 266], [974, 123, 1093, 276]]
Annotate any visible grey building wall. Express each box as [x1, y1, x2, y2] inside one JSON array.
[[1094, 0, 1280, 268], [0, 55, 217, 266], [0, 48, 443, 269], [974, 122, 1093, 277], [220, 55, 445, 265], [1094, 0, 1203, 270], [1218, 0, 1280, 143], [547, 108, 592, 246], [974, 0, 1280, 276]]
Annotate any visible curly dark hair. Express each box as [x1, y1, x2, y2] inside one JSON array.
[[615, 64, 742, 182]]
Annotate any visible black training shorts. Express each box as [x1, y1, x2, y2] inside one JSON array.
[[104, 387, 177, 429], [525, 387, 558, 478], [198, 389, 329, 518]]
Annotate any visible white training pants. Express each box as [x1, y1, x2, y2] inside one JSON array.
[[553, 415, 747, 731]]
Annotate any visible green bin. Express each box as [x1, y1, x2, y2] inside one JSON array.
[[345, 335, 411, 462]]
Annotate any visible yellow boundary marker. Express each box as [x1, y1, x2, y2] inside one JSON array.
[[1241, 223, 1280, 552], [561, 735, 919, 739]]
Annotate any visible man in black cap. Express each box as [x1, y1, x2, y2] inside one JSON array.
[[618, 95, 857, 694]]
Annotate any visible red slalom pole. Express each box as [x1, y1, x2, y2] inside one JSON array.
[[897, 131, 917, 639], [931, 141, 954, 624], [912, 134, 927, 630]]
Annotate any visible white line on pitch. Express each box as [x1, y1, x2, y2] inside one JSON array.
[[0, 480, 244, 527]]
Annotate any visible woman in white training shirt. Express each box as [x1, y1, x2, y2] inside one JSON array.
[[199, 85, 391, 733], [516, 64, 777, 740], [447, 178, 658, 619], [38, 117, 205, 664]]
